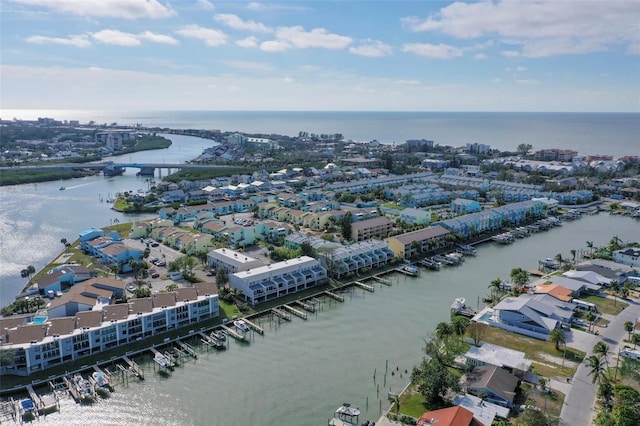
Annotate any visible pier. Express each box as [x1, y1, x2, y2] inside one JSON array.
[[150, 347, 175, 369], [0, 399, 16, 423], [240, 318, 265, 334], [324, 290, 344, 302], [272, 307, 292, 321], [26, 385, 44, 414], [62, 376, 81, 402], [221, 325, 245, 341], [282, 304, 307, 320], [295, 300, 316, 312], [93, 365, 114, 390], [372, 276, 392, 286], [122, 356, 145, 380], [177, 341, 198, 359], [354, 281, 375, 292]]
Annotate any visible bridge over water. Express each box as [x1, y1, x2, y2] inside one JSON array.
[[0, 162, 230, 176]]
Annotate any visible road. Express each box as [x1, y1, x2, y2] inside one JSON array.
[[560, 295, 640, 425]]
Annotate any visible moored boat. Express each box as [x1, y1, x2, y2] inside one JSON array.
[[234, 319, 250, 333]]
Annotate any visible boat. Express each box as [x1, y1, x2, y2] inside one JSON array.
[[211, 329, 227, 342], [456, 244, 477, 255], [419, 258, 440, 270], [154, 353, 171, 369], [91, 371, 110, 389], [333, 403, 361, 424], [433, 254, 455, 265], [446, 252, 464, 263], [19, 398, 35, 415], [234, 319, 250, 333], [399, 264, 419, 276], [450, 297, 477, 318], [59, 186, 65, 190], [73, 373, 95, 400], [540, 257, 560, 269]]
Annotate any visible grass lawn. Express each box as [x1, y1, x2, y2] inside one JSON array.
[[478, 327, 584, 380], [518, 382, 565, 419], [395, 388, 430, 419], [583, 295, 628, 315]]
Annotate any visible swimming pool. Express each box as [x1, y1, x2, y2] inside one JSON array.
[[33, 317, 47, 324]]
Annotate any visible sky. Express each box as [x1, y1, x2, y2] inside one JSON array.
[[1, 0, 639, 112]]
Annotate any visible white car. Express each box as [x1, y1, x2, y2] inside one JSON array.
[[126, 284, 136, 293]]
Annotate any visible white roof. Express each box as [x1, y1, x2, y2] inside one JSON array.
[[465, 342, 532, 372], [562, 270, 609, 285], [453, 393, 510, 424], [208, 248, 260, 268]]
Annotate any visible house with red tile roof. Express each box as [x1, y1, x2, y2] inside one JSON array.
[[417, 406, 484, 426]]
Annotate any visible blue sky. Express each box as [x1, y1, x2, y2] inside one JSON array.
[[1, 0, 639, 112]]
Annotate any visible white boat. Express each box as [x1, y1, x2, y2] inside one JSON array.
[[234, 319, 250, 333], [540, 258, 560, 269], [59, 186, 65, 191], [154, 353, 170, 368], [334, 403, 361, 424], [73, 373, 94, 399], [400, 264, 419, 276], [91, 371, 110, 388], [211, 329, 227, 342]]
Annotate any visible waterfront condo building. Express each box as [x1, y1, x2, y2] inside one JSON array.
[[207, 248, 264, 273], [228, 256, 327, 305], [351, 216, 394, 242], [0, 283, 219, 376]]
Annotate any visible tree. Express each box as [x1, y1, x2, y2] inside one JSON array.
[[169, 255, 197, 281], [549, 328, 566, 351], [586, 311, 596, 332], [467, 322, 488, 346], [134, 287, 151, 298], [624, 321, 634, 342], [632, 333, 640, 350], [570, 249, 577, 264], [165, 283, 179, 292], [516, 143, 533, 158], [510, 267, 530, 292], [411, 358, 460, 405], [488, 278, 502, 300], [452, 316, 470, 339], [300, 241, 315, 258], [610, 281, 620, 306], [435, 322, 454, 340], [619, 286, 629, 300], [593, 341, 610, 372], [586, 241, 594, 256], [340, 212, 353, 241], [587, 355, 607, 385], [216, 268, 228, 287], [110, 264, 119, 279], [60, 237, 70, 252]]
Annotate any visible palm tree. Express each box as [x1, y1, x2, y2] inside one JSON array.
[[586, 241, 594, 257], [488, 278, 502, 301], [624, 321, 634, 342], [570, 249, 576, 264], [549, 328, 566, 351], [554, 253, 563, 266], [435, 322, 454, 340], [452, 316, 469, 339], [631, 333, 640, 349], [610, 281, 619, 306], [586, 311, 596, 332], [593, 341, 610, 372], [510, 267, 530, 293], [587, 355, 607, 385], [619, 286, 629, 300]]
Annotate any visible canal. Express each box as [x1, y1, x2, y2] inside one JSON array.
[[12, 214, 638, 425]]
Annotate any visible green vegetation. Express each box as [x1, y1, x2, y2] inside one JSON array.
[[0, 169, 96, 186], [163, 167, 262, 183], [119, 134, 171, 153], [583, 295, 628, 316]]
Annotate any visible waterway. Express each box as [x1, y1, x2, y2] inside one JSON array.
[[7, 214, 640, 425], [0, 134, 217, 307]]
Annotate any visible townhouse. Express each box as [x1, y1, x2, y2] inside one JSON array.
[[351, 216, 394, 241], [384, 225, 451, 259]]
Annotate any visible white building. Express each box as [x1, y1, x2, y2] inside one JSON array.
[[613, 248, 640, 268], [229, 256, 327, 305], [464, 342, 532, 377], [207, 248, 264, 273], [0, 283, 219, 377]]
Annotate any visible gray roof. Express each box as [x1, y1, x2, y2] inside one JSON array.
[[467, 365, 519, 404], [351, 216, 392, 231], [389, 225, 450, 245]]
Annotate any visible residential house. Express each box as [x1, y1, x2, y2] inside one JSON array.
[[35, 265, 93, 294], [417, 406, 484, 426], [47, 277, 124, 318], [254, 220, 292, 242], [399, 208, 431, 225], [490, 295, 569, 339], [317, 240, 395, 278], [614, 248, 640, 268], [99, 243, 143, 273], [533, 284, 574, 302], [464, 342, 532, 378], [453, 394, 510, 426], [162, 189, 186, 203], [466, 365, 520, 408], [451, 198, 482, 214]]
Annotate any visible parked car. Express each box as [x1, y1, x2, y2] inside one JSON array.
[[151, 242, 160, 247], [151, 272, 160, 278], [126, 284, 136, 293], [156, 261, 166, 267]]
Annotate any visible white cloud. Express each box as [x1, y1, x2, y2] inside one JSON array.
[[197, 0, 214, 10], [491, 78, 501, 83], [260, 26, 352, 52], [402, 43, 462, 59], [501, 50, 521, 58], [516, 66, 527, 72], [138, 31, 178, 45], [224, 61, 272, 72], [402, 0, 640, 57], [516, 79, 540, 85], [349, 39, 392, 57], [392, 79, 420, 85], [11, 0, 175, 19], [89, 29, 177, 46], [236, 36, 258, 48], [91, 29, 140, 46], [213, 13, 271, 33], [246, 2, 309, 12], [176, 25, 227, 47], [283, 76, 294, 83], [26, 34, 91, 47], [473, 53, 487, 60]]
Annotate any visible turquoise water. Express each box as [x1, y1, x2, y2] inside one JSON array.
[[32, 317, 47, 324]]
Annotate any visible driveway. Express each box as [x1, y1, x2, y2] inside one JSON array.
[[560, 296, 640, 425]]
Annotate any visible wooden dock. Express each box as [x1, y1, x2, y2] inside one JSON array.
[[354, 281, 374, 292], [272, 307, 292, 321], [221, 324, 245, 341], [241, 317, 265, 334], [295, 300, 316, 312], [150, 347, 176, 369], [324, 290, 344, 302], [283, 304, 307, 320], [93, 365, 114, 390], [123, 355, 145, 380], [26, 385, 43, 415], [62, 376, 81, 402], [164, 350, 179, 366], [372, 276, 392, 286], [177, 341, 198, 359], [0, 399, 17, 423]]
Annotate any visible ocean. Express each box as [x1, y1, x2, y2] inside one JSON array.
[[1, 110, 638, 158]]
